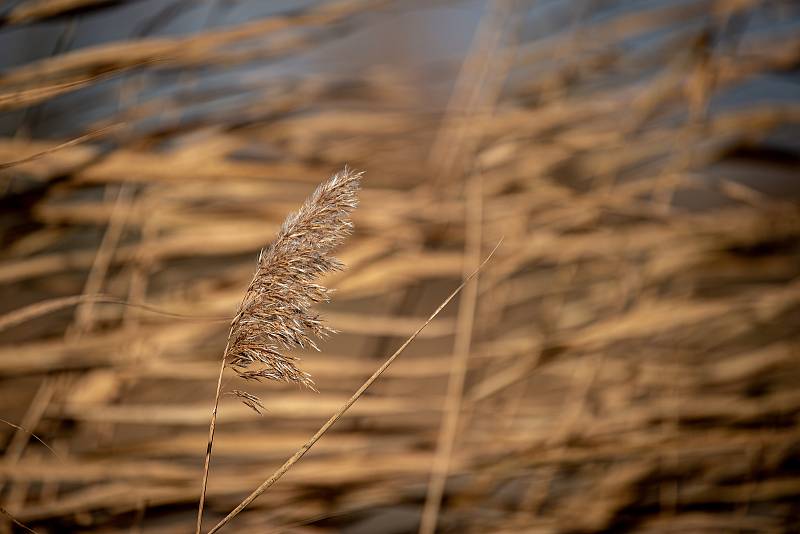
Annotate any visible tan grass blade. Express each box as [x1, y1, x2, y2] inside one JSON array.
[[206, 239, 502, 534], [0, 124, 117, 170], [0, 294, 227, 333], [0, 505, 39, 534], [419, 174, 485, 534]]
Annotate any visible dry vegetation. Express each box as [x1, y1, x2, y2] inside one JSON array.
[[1, 0, 800, 532]]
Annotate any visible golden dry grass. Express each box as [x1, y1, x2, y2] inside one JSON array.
[[1, 0, 800, 532]]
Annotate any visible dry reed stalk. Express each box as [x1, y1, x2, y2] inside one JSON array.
[[0, 295, 107, 332], [0, 505, 39, 534], [0, 124, 117, 170], [419, 1, 513, 529], [195, 168, 361, 534], [2, 182, 135, 512], [0, 296, 227, 333], [8, 185, 131, 512], [207, 241, 501, 534], [71, 184, 133, 336], [0, 418, 60, 462], [0, 0, 376, 111], [419, 174, 484, 534], [0, 0, 122, 26]]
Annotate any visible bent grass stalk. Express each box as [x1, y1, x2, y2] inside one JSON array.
[[196, 168, 361, 534], [207, 240, 501, 533], [0, 295, 229, 333]]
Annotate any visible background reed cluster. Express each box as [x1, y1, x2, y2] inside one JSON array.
[[1, 0, 799, 532]]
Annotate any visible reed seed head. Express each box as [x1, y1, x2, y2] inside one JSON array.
[[223, 168, 361, 410]]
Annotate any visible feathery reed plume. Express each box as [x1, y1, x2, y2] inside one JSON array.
[[226, 167, 360, 391], [195, 168, 361, 534]]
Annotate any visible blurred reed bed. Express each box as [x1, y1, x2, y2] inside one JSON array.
[[1, 0, 799, 532]]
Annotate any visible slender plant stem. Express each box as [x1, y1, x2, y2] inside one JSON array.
[[195, 341, 230, 534], [206, 240, 502, 534], [0, 505, 39, 534], [419, 174, 483, 534], [0, 123, 119, 170], [0, 295, 228, 333], [0, 417, 62, 462]]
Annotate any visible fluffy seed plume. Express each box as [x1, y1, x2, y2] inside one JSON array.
[[225, 167, 361, 402], [197, 168, 361, 534]]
